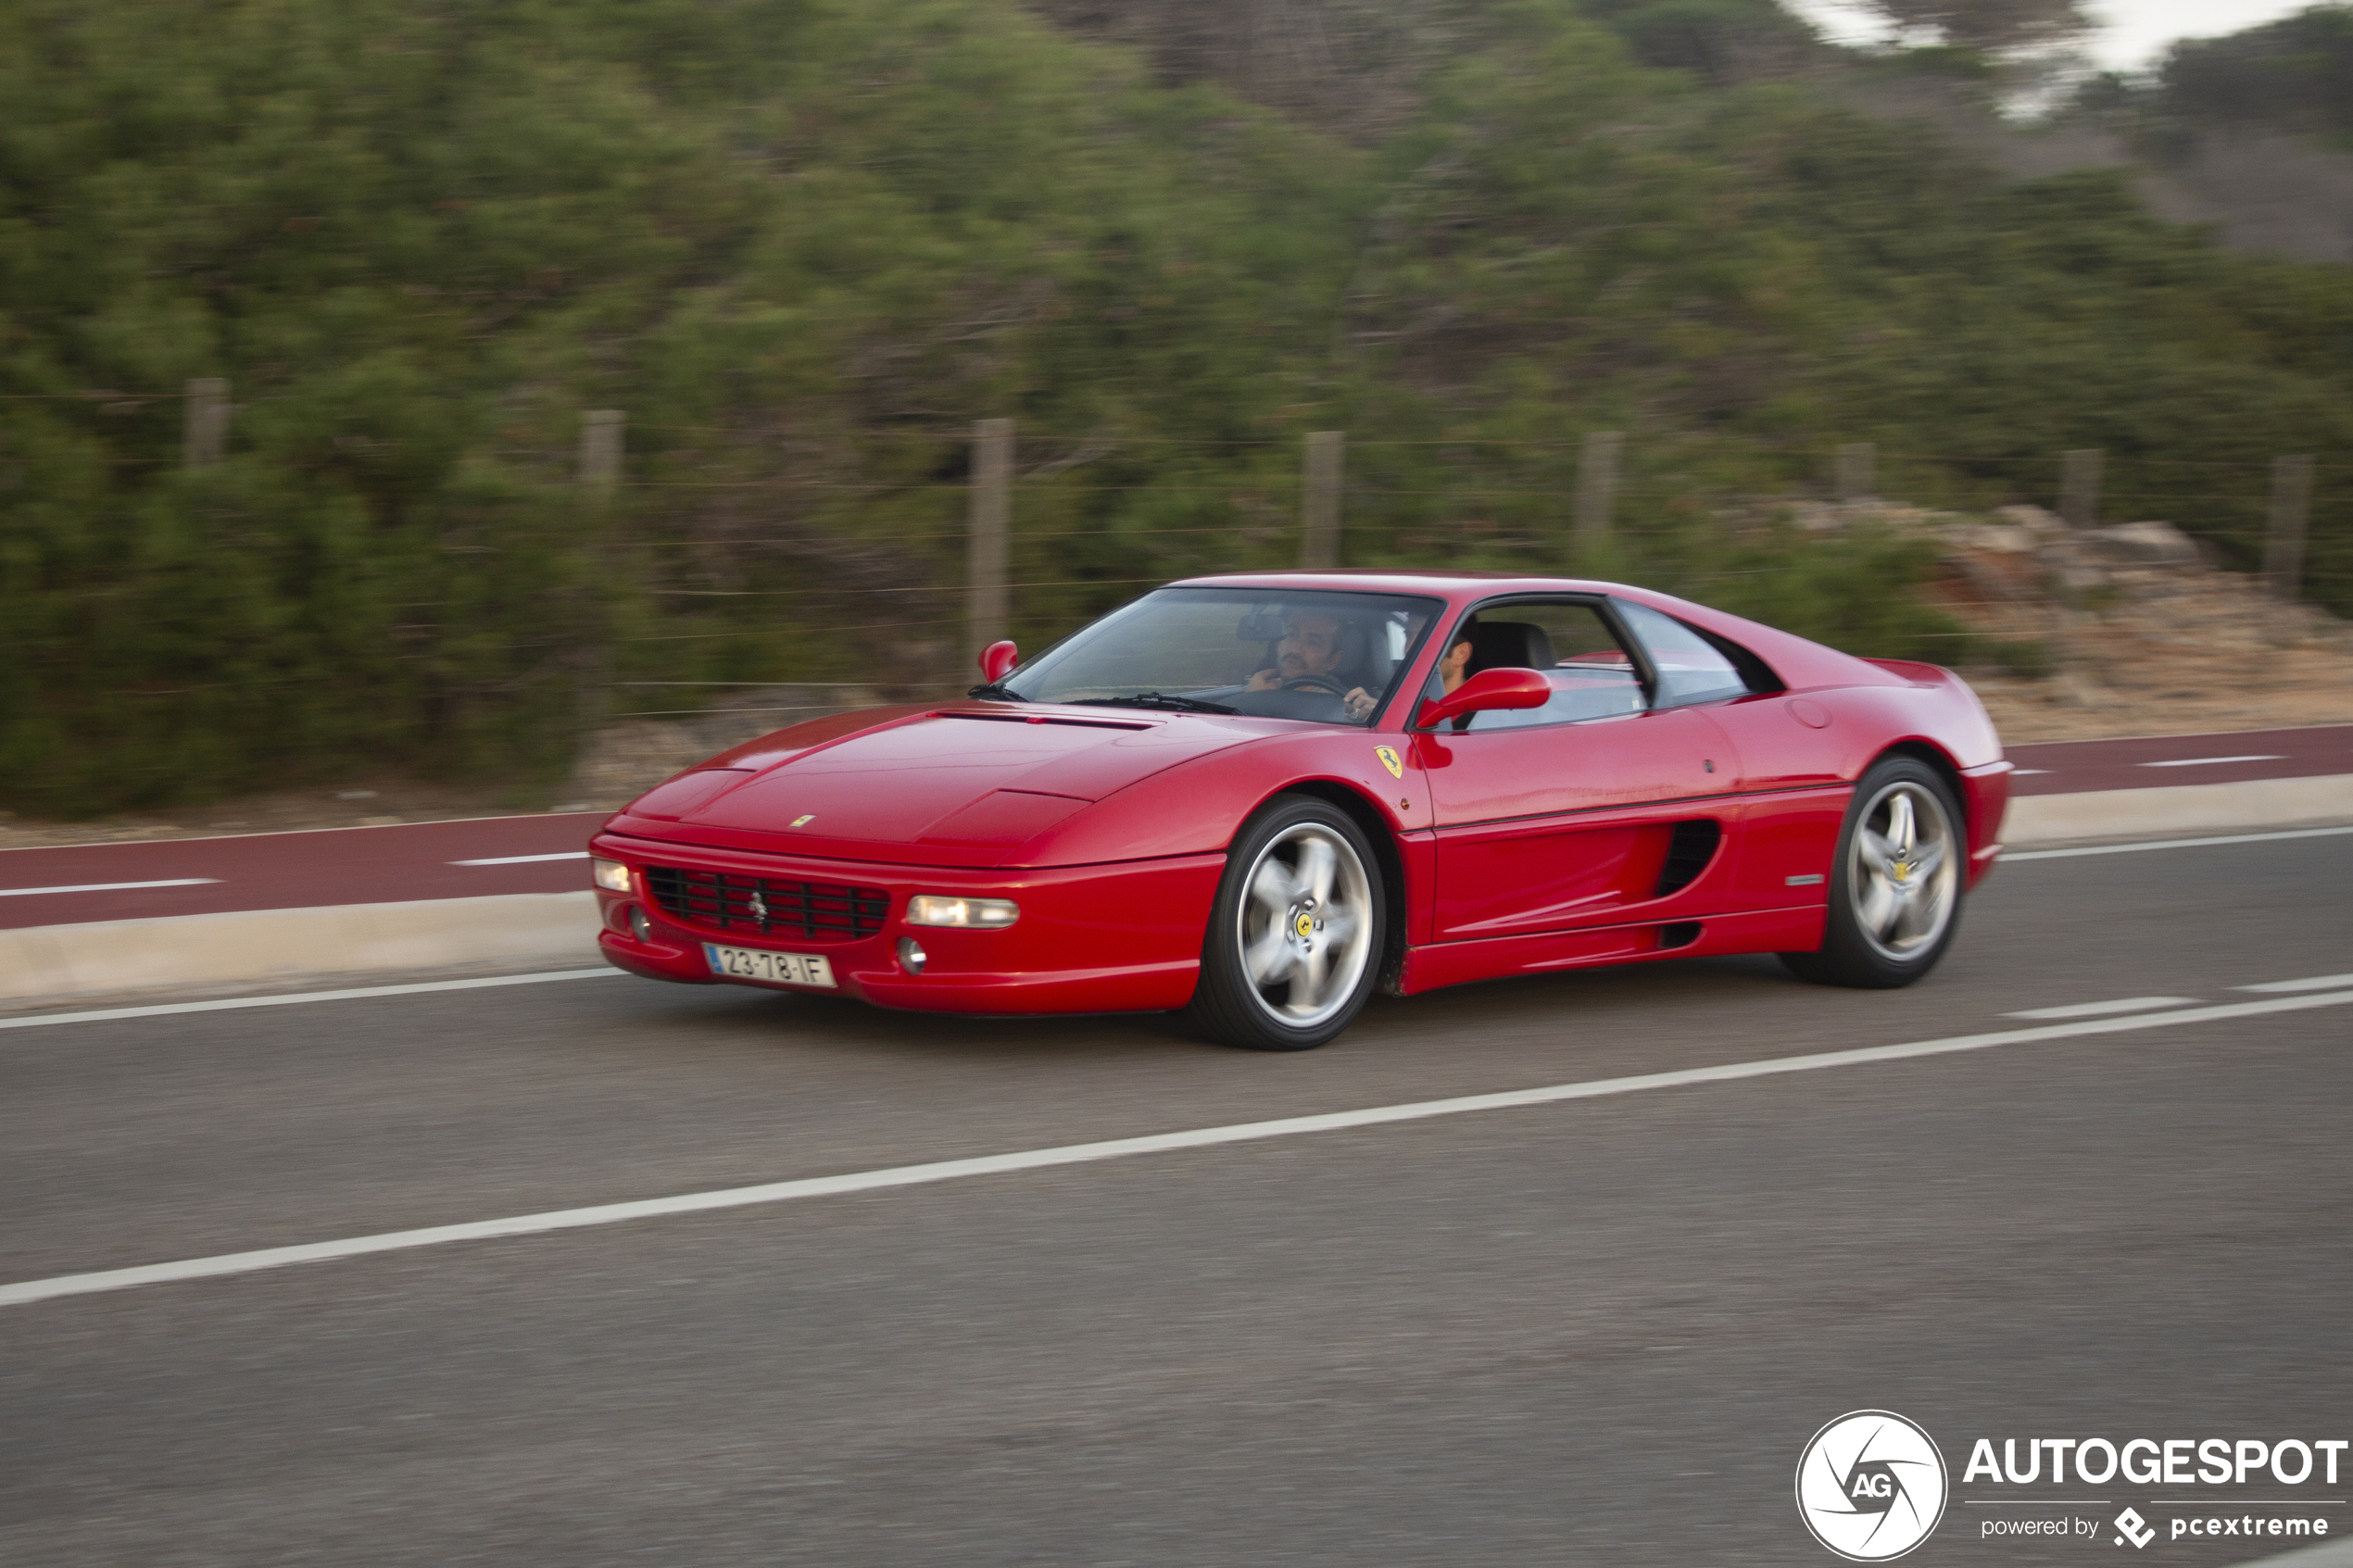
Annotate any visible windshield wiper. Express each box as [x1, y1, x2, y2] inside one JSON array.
[[1067, 692, 1237, 714], [965, 682, 1026, 701]]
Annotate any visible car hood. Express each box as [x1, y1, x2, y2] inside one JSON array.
[[602, 705, 1275, 867]]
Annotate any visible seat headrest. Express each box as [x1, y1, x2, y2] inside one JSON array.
[[1467, 621, 1555, 674]]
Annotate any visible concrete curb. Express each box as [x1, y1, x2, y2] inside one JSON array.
[[6, 774, 2348, 1010], [0, 893, 598, 1006], [2005, 774, 2353, 847]]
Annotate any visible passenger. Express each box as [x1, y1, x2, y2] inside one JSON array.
[[1244, 608, 1378, 719], [1433, 620, 1476, 696]]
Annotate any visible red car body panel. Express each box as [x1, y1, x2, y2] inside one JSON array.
[[590, 571, 2010, 1013]]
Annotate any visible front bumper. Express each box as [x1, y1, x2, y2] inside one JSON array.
[[590, 832, 1224, 1015]]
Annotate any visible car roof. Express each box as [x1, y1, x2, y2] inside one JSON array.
[[1165, 569, 1622, 602]]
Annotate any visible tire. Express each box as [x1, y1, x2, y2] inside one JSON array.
[[1183, 795, 1386, 1050], [1780, 755, 1967, 989]]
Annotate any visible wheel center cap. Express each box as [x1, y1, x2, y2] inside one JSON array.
[[1294, 911, 1315, 940]]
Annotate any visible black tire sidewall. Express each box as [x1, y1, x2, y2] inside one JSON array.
[[1187, 795, 1387, 1050]]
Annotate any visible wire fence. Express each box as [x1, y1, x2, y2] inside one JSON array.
[[14, 385, 2347, 730]]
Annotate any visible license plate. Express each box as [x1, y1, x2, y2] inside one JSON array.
[[702, 943, 837, 988]]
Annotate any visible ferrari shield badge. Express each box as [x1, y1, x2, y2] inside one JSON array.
[[1375, 746, 1403, 779]]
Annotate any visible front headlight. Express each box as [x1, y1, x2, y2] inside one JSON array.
[[905, 895, 1019, 928], [591, 858, 634, 894]]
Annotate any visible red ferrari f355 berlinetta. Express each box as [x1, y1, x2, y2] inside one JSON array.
[[589, 571, 2009, 1049]]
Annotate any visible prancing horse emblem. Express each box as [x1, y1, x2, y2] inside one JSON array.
[[748, 890, 769, 922], [1375, 746, 1403, 780]]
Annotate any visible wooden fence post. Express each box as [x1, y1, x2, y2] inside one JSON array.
[[2265, 454, 2314, 603], [2059, 448, 2103, 529], [1575, 431, 1621, 543], [967, 418, 1013, 668], [573, 410, 626, 739], [1297, 431, 1343, 569], [1836, 442, 1877, 504], [182, 378, 230, 468], [578, 410, 624, 495]]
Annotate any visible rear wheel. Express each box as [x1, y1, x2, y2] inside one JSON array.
[[1184, 796, 1384, 1050], [1780, 756, 1965, 989]]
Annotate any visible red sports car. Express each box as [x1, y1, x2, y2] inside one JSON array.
[[589, 571, 2009, 1049]]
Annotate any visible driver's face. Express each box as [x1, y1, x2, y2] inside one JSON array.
[[1276, 613, 1344, 679]]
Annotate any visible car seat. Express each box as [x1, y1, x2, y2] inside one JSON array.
[[1466, 621, 1556, 674]]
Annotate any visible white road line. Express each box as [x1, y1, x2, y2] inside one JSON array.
[[2004, 997, 2197, 1020], [5, 986, 2349, 1311], [2238, 974, 2353, 994], [2005, 825, 2353, 861], [450, 852, 589, 866], [2011, 769, 2052, 775], [0, 878, 220, 898], [2139, 754, 2287, 768], [0, 969, 623, 1032]]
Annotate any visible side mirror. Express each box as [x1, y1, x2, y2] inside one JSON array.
[[976, 640, 1019, 684], [1416, 667, 1552, 729]]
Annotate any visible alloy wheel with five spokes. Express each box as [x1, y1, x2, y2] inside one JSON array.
[[1780, 756, 1968, 989], [1186, 796, 1386, 1049], [1847, 779, 1957, 961], [1238, 821, 1376, 1030]]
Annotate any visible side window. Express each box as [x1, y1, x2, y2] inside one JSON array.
[[1431, 600, 1649, 731], [1613, 600, 1757, 709]]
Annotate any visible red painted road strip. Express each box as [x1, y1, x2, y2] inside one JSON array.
[[0, 814, 605, 930], [2006, 725, 2353, 797], [3, 724, 2349, 930]]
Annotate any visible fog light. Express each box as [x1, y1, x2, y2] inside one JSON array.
[[905, 895, 1018, 928], [591, 857, 633, 893], [630, 906, 653, 943], [898, 937, 927, 974]]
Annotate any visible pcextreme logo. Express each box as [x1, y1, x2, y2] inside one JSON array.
[[1796, 1410, 1951, 1562]]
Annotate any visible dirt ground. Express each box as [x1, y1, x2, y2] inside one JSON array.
[[1914, 507, 2353, 744]]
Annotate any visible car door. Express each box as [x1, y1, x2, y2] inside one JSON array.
[[1419, 598, 1742, 943], [1609, 597, 1848, 912]]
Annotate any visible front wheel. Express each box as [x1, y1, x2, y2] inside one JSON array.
[[1780, 757, 1966, 989], [1184, 796, 1385, 1050]]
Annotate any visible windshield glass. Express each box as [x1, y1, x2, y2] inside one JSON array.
[[1000, 587, 1446, 726]]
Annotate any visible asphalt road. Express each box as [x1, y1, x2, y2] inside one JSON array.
[[4, 834, 2350, 1566]]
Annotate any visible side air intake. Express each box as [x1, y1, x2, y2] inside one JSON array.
[[1654, 820, 1722, 897]]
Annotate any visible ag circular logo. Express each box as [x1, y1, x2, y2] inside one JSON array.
[[1795, 1410, 1949, 1561]]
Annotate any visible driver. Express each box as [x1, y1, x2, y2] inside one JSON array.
[[1244, 608, 1377, 720]]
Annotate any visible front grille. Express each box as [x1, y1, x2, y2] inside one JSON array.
[[646, 867, 890, 943]]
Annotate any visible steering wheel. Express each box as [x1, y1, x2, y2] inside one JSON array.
[[1279, 673, 1347, 696]]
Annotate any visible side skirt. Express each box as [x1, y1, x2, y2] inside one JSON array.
[[1396, 906, 1827, 997]]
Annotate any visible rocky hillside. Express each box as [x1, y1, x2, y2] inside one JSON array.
[[1806, 503, 2353, 742]]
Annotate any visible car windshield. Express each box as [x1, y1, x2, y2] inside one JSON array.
[[997, 587, 1446, 726]]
